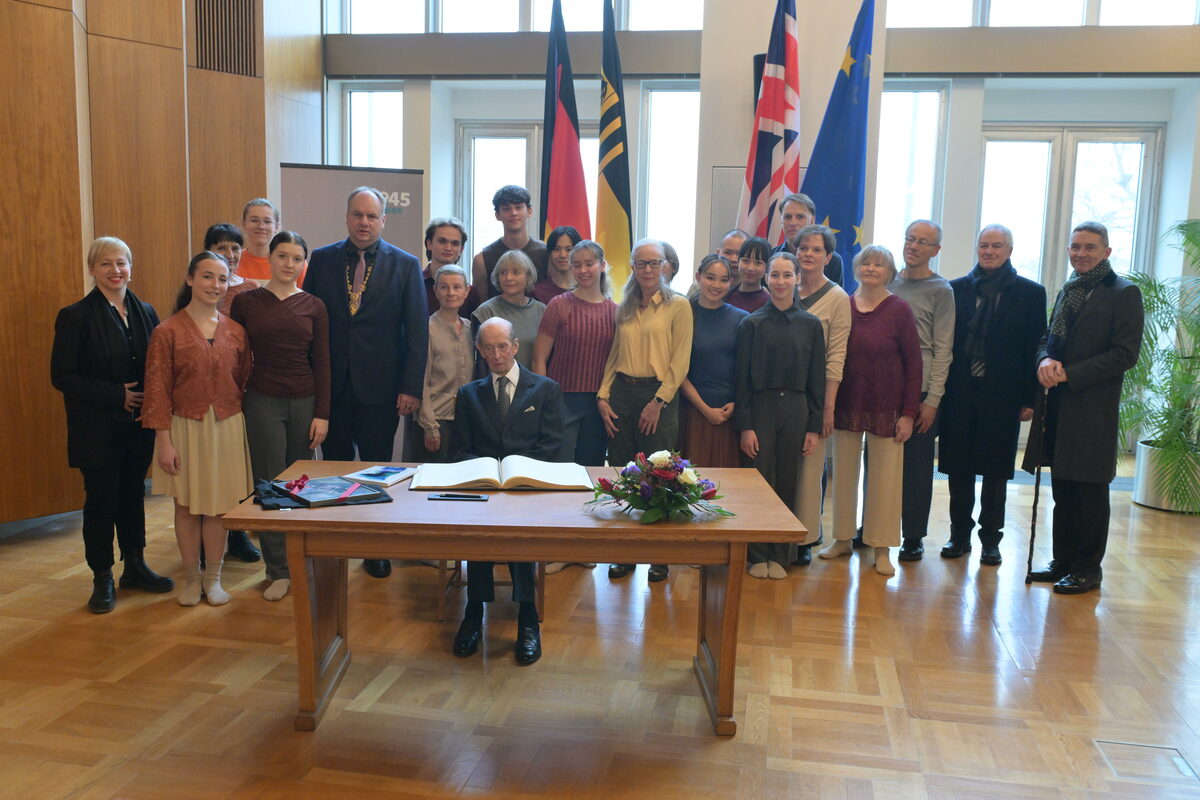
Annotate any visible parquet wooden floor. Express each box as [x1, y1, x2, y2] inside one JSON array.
[[1, 477, 1197, 799]]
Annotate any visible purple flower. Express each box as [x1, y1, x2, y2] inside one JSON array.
[[639, 482, 654, 500], [699, 479, 715, 491], [621, 462, 642, 478], [680, 459, 692, 469]]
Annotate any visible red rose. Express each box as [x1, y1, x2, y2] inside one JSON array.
[[651, 468, 677, 480], [598, 477, 615, 492], [701, 486, 717, 500]]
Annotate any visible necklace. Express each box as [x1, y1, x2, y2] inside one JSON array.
[[346, 251, 374, 315]]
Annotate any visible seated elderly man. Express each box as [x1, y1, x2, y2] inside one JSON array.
[[449, 317, 564, 665]]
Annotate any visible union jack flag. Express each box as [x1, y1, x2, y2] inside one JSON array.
[[736, 0, 800, 245]]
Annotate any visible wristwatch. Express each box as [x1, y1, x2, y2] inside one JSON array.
[[653, 396, 666, 405]]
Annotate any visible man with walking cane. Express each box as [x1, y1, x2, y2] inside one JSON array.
[[1022, 222, 1144, 595]]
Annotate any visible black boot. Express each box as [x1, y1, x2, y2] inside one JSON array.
[[120, 557, 175, 593], [88, 570, 116, 614], [226, 530, 261, 562]]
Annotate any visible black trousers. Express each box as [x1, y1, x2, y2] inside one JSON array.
[[743, 389, 805, 565], [900, 401, 938, 541], [946, 473, 1008, 546], [1051, 477, 1111, 574], [79, 439, 153, 571], [323, 384, 400, 462], [466, 561, 535, 605]]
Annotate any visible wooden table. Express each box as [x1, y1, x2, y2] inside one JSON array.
[[223, 461, 804, 736]]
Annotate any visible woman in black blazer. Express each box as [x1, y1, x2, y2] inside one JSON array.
[[51, 237, 174, 613]]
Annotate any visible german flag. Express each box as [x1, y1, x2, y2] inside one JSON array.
[[539, 0, 591, 240], [596, 0, 632, 296]]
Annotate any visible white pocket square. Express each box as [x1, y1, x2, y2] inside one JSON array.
[[523, 406, 536, 413]]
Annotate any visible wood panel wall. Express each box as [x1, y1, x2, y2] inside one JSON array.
[[0, 0, 274, 523], [0, 1, 90, 521], [264, 0, 323, 203], [187, 68, 268, 251]]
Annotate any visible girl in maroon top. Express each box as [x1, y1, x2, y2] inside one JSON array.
[[230, 231, 331, 602], [533, 225, 580, 305], [143, 252, 252, 606], [726, 237, 772, 313], [532, 240, 616, 574], [819, 245, 921, 577]]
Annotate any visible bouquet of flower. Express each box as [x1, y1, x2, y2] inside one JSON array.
[[587, 450, 733, 523]]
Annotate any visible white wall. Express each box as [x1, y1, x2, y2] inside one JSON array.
[[694, 0, 887, 263]]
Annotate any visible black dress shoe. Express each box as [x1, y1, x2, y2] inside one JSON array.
[[647, 564, 669, 582], [793, 545, 813, 566], [362, 559, 392, 578], [940, 541, 971, 559], [979, 545, 1002, 566], [898, 540, 924, 562], [515, 624, 542, 666], [453, 616, 482, 657], [119, 558, 175, 593], [1053, 571, 1102, 594], [227, 530, 261, 563], [88, 570, 116, 614], [851, 527, 866, 549], [1028, 560, 1070, 582], [608, 563, 635, 579]]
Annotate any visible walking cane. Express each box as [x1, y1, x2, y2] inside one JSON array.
[[1025, 386, 1051, 584]]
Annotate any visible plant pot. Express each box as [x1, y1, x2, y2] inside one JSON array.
[[1132, 440, 1200, 513]]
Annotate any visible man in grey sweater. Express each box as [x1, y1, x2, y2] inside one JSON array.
[[890, 220, 955, 560]]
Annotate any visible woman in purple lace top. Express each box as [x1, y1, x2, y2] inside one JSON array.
[[819, 245, 921, 577]]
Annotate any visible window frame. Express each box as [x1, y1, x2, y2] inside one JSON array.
[[328, 80, 407, 168], [979, 123, 1163, 288], [887, 0, 1200, 27], [636, 79, 700, 243], [875, 79, 951, 250]]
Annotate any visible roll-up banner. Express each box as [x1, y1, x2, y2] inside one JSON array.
[[280, 164, 425, 257]]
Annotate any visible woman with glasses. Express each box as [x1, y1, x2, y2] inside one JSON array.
[[597, 239, 693, 584]]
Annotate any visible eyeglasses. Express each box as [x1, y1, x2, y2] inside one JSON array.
[[479, 343, 514, 355], [632, 259, 663, 270], [903, 236, 939, 247]]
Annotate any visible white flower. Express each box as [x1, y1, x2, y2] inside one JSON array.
[[647, 450, 672, 467], [679, 467, 698, 485]]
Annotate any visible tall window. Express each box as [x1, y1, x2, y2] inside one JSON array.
[[1099, 0, 1198, 24], [886, 0, 973, 27], [349, 0, 424, 33], [871, 86, 945, 255], [979, 126, 1160, 287], [989, 0, 1085, 25], [458, 123, 600, 268], [349, 90, 404, 168], [442, 0, 519, 32], [628, 0, 703, 30], [641, 87, 701, 291]]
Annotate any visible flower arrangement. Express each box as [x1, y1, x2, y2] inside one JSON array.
[[587, 450, 734, 523]]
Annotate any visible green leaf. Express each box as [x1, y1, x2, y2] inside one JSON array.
[[641, 507, 664, 524]]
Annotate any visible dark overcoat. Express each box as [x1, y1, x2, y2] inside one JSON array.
[[938, 272, 1046, 478], [50, 288, 160, 469], [450, 366, 564, 462], [1022, 272, 1143, 483]]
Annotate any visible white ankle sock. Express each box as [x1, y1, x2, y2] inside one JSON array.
[[203, 560, 231, 606], [874, 547, 895, 576], [748, 562, 769, 578], [178, 568, 202, 607], [263, 578, 290, 601], [767, 561, 787, 580], [819, 540, 853, 559]]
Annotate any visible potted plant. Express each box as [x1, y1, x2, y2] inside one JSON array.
[[1121, 219, 1200, 513]]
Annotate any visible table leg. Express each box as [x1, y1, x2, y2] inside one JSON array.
[[694, 542, 745, 736], [288, 534, 350, 731]]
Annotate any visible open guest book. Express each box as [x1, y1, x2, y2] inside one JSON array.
[[409, 455, 593, 491]]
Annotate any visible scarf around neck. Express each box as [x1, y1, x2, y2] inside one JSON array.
[[963, 259, 1017, 373], [1045, 258, 1113, 360]]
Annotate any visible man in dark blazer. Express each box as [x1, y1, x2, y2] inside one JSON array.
[[305, 186, 428, 578], [1024, 222, 1143, 594], [938, 224, 1047, 567], [449, 317, 563, 666]]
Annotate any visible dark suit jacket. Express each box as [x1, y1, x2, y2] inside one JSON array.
[[50, 288, 160, 469], [305, 237, 428, 405], [450, 366, 563, 462], [1023, 273, 1143, 484], [938, 271, 1047, 478]]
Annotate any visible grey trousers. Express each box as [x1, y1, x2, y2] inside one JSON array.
[[244, 390, 316, 580]]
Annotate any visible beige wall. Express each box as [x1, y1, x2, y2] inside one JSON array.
[[694, 0, 887, 261]]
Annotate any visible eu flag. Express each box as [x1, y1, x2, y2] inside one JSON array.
[[800, 0, 874, 293]]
